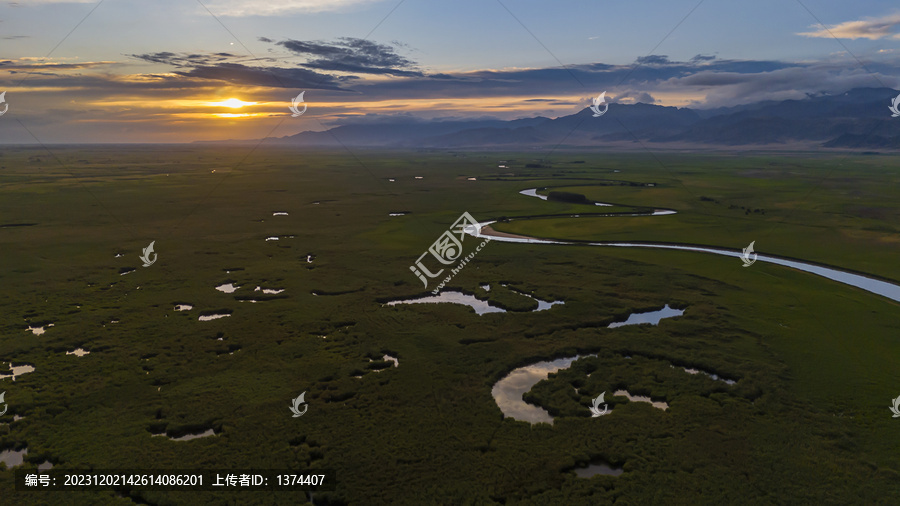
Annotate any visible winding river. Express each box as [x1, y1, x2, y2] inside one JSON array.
[[470, 188, 900, 304], [483, 186, 900, 424]]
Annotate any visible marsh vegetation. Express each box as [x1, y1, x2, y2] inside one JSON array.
[[1, 148, 899, 504]]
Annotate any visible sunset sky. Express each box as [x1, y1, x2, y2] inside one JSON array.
[[1, 0, 899, 143]]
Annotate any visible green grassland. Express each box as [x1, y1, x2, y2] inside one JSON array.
[[0, 147, 899, 504]]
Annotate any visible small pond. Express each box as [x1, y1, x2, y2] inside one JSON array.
[[27, 324, 54, 336], [491, 355, 595, 424], [199, 314, 231, 321], [386, 289, 563, 316], [608, 304, 683, 328], [254, 286, 284, 294], [385, 291, 506, 316], [0, 448, 27, 468], [614, 389, 668, 410], [153, 429, 216, 441], [676, 365, 736, 385], [0, 363, 35, 381], [573, 462, 623, 478], [215, 283, 240, 293]]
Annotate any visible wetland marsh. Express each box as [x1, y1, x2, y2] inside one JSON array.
[[1, 148, 899, 504]]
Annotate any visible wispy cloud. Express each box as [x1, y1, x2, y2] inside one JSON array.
[[798, 12, 900, 40], [0, 58, 119, 73], [273, 37, 423, 77], [11, 0, 384, 13], [7, 0, 95, 3], [661, 62, 900, 107], [130, 52, 347, 90], [129, 38, 424, 89], [635, 55, 673, 65], [203, 0, 385, 16]]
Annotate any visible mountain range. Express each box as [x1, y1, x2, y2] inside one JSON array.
[[239, 87, 900, 149]]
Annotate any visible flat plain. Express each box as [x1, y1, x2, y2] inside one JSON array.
[[1, 146, 899, 504]]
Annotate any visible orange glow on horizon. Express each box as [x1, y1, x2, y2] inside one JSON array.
[[207, 98, 257, 108]]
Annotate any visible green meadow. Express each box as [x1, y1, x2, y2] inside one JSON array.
[[0, 147, 899, 504]]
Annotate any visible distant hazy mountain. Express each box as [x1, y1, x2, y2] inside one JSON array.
[[253, 87, 900, 149]]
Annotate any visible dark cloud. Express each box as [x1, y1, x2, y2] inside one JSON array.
[[616, 91, 656, 104], [172, 62, 345, 90], [120, 49, 802, 106], [582, 63, 615, 71], [334, 55, 898, 110], [132, 51, 178, 65], [667, 64, 900, 107], [635, 55, 671, 65], [130, 52, 346, 90], [0, 60, 117, 72], [690, 54, 716, 63], [131, 52, 252, 67], [274, 37, 423, 77]]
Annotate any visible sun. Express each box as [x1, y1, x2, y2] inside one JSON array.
[[209, 98, 257, 108]]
